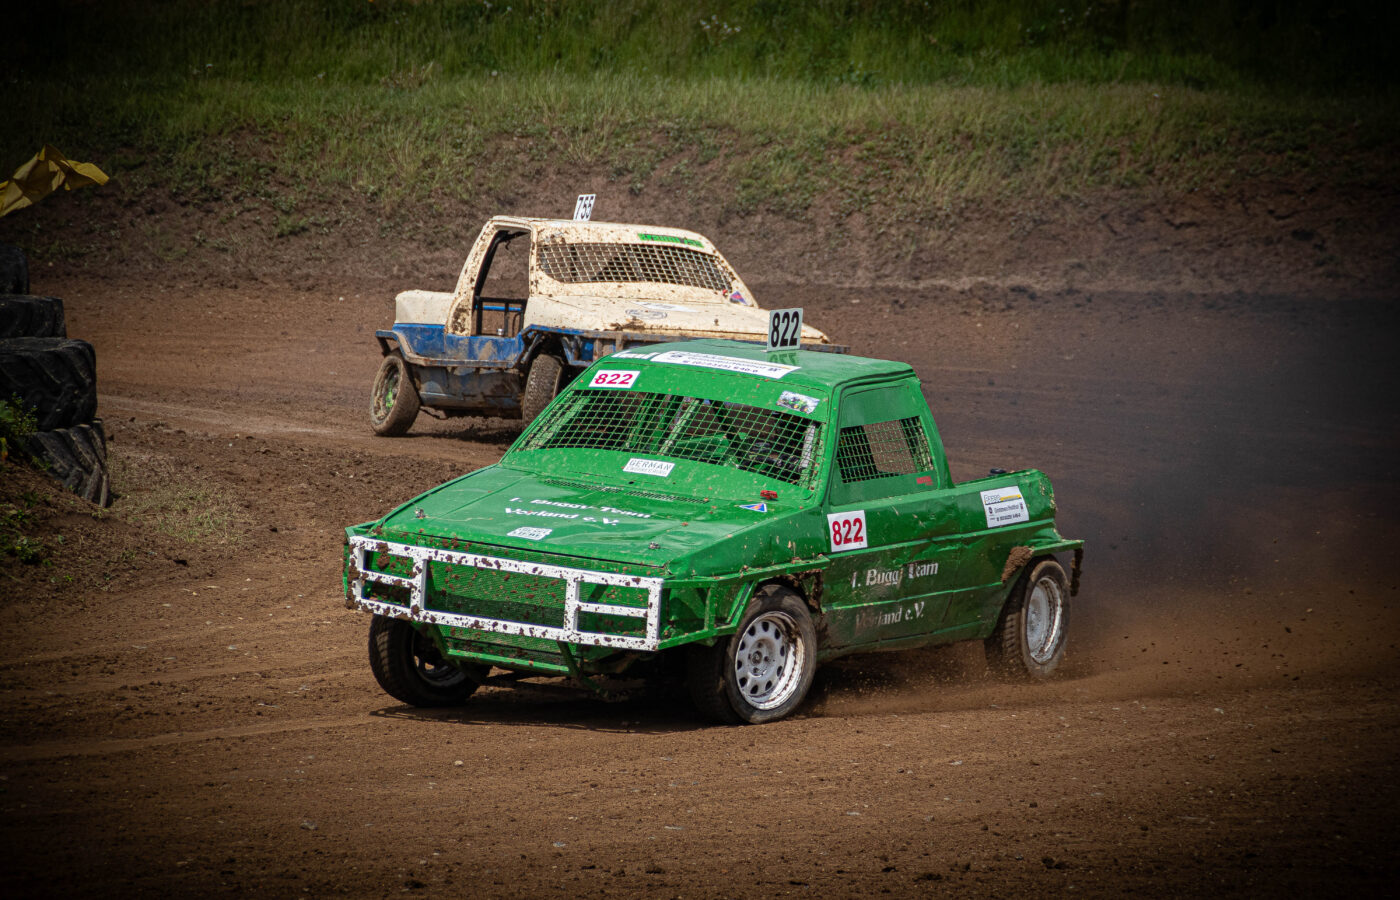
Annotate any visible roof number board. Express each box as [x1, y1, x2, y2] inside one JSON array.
[[573, 193, 596, 221], [767, 308, 803, 351]]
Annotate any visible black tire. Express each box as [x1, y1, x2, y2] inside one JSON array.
[[367, 615, 482, 707], [0, 245, 27, 295], [687, 584, 818, 725], [0, 336, 98, 431], [369, 353, 420, 436], [0, 295, 65, 339], [986, 557, 1069, 679], [27, 419, 111, 507], [521, 354, 564, 424]]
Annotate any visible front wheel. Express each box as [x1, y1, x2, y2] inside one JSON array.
[[986, 557, 1069, 679], [369, 353, 420, 436], [367, 616, 482, 707], [687, 585, 817, 724], [520, 354, 564, 424]]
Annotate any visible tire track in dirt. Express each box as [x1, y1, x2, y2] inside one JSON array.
[[0, 713, 383, 763]]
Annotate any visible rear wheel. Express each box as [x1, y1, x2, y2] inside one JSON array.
[[367, 616, 482, 707], [688, 584, 817, 724], [521, 354, 564, 424], [986, 557, 1069, 679], [369, 353, 420, 436]]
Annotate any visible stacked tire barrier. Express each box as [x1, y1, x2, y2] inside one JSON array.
[[0, 244, 111, 506]]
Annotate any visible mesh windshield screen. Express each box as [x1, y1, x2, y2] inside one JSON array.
[[835, 417, 933, 483], [521, 389, 821, 485], [537, 242, 732, 292]]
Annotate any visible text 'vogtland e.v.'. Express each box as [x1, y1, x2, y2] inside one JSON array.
[[345, 340, 1083, 724]]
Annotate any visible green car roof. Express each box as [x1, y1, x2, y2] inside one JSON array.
[[597, 339, 913, 390]]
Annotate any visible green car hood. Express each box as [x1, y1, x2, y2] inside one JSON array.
[[369, 463, 805, 575]]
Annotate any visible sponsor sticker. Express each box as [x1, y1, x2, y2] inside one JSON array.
[[611, 350, 656, 360], [625, 308, 668, 320], [981, 486, 1030, 528], [651, 350, 798, 379], [623, 458, 675, 478], [635, 302, 696, 312], [638, 232, 704, 248], [776, 390, 820, 415], [827, 510, 868, 552], [507, 526, 553, 541], [738, 502, 768, 513], [588, 369, 639, 389]]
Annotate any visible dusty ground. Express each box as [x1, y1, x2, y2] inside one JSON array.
[[2, 196, 1400, 897]]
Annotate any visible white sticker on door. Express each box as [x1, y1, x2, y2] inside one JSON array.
[[980, 486, 1030, 527], [827, 510, 868, 552]]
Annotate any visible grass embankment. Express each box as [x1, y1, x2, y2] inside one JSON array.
[[4, 1, 1397, 224]]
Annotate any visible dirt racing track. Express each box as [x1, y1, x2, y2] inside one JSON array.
[[1, 272, 1398, 897]]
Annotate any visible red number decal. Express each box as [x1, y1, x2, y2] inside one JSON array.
[[827, 510, 868, 552], [590, 370, 638, 389]]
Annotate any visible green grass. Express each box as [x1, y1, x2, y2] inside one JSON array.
[[15, 1, 1396, 91], [12, 74, 1393, 214], [4, 1, 1396, 221], [109, 449, 250, 545]]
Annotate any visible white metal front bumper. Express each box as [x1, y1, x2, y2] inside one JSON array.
[[348, 535, 664, 652]]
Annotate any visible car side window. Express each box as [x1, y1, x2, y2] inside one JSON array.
[[473, 229, 528, 336], [835, 417, 932, 483], [828, 383, 938, 506]]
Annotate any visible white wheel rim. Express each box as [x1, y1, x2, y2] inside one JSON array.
[[733, 611, 805, 711], [1024, 575, 1065, 664]]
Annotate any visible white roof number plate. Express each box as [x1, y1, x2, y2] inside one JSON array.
[[767, 307, 803, 351]]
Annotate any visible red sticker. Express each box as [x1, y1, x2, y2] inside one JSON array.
[[916, 474, 933, 486]]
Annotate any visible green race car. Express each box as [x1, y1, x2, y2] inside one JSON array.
[[344, 340, 1083, 724]]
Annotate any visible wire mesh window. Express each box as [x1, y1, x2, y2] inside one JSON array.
[[835, 417, 934, 484], [520, 389, 821, 485], [537, 242, 732, 292]]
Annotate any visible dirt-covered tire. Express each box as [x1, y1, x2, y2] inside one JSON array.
[[0, 336, 98, 431], [369, 353, 420, 436], [0, 295, 65, 339], [687, 584, 818, 725], [0, 245, 27, 295], [521, 354, 564, 424], [27, 419, 111, 507], [985, 557, 1069, 679], [367, 615, 481, 707]]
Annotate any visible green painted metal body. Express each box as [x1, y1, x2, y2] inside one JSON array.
[[344, 340, 1082, 677]]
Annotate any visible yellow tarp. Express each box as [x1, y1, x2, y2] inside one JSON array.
[[0, 145, 110, 217]]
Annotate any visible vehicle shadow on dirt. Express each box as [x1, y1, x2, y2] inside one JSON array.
[[367, 685, 712, 734]]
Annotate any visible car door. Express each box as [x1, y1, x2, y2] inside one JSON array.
[[818, 379, 966, 649]]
